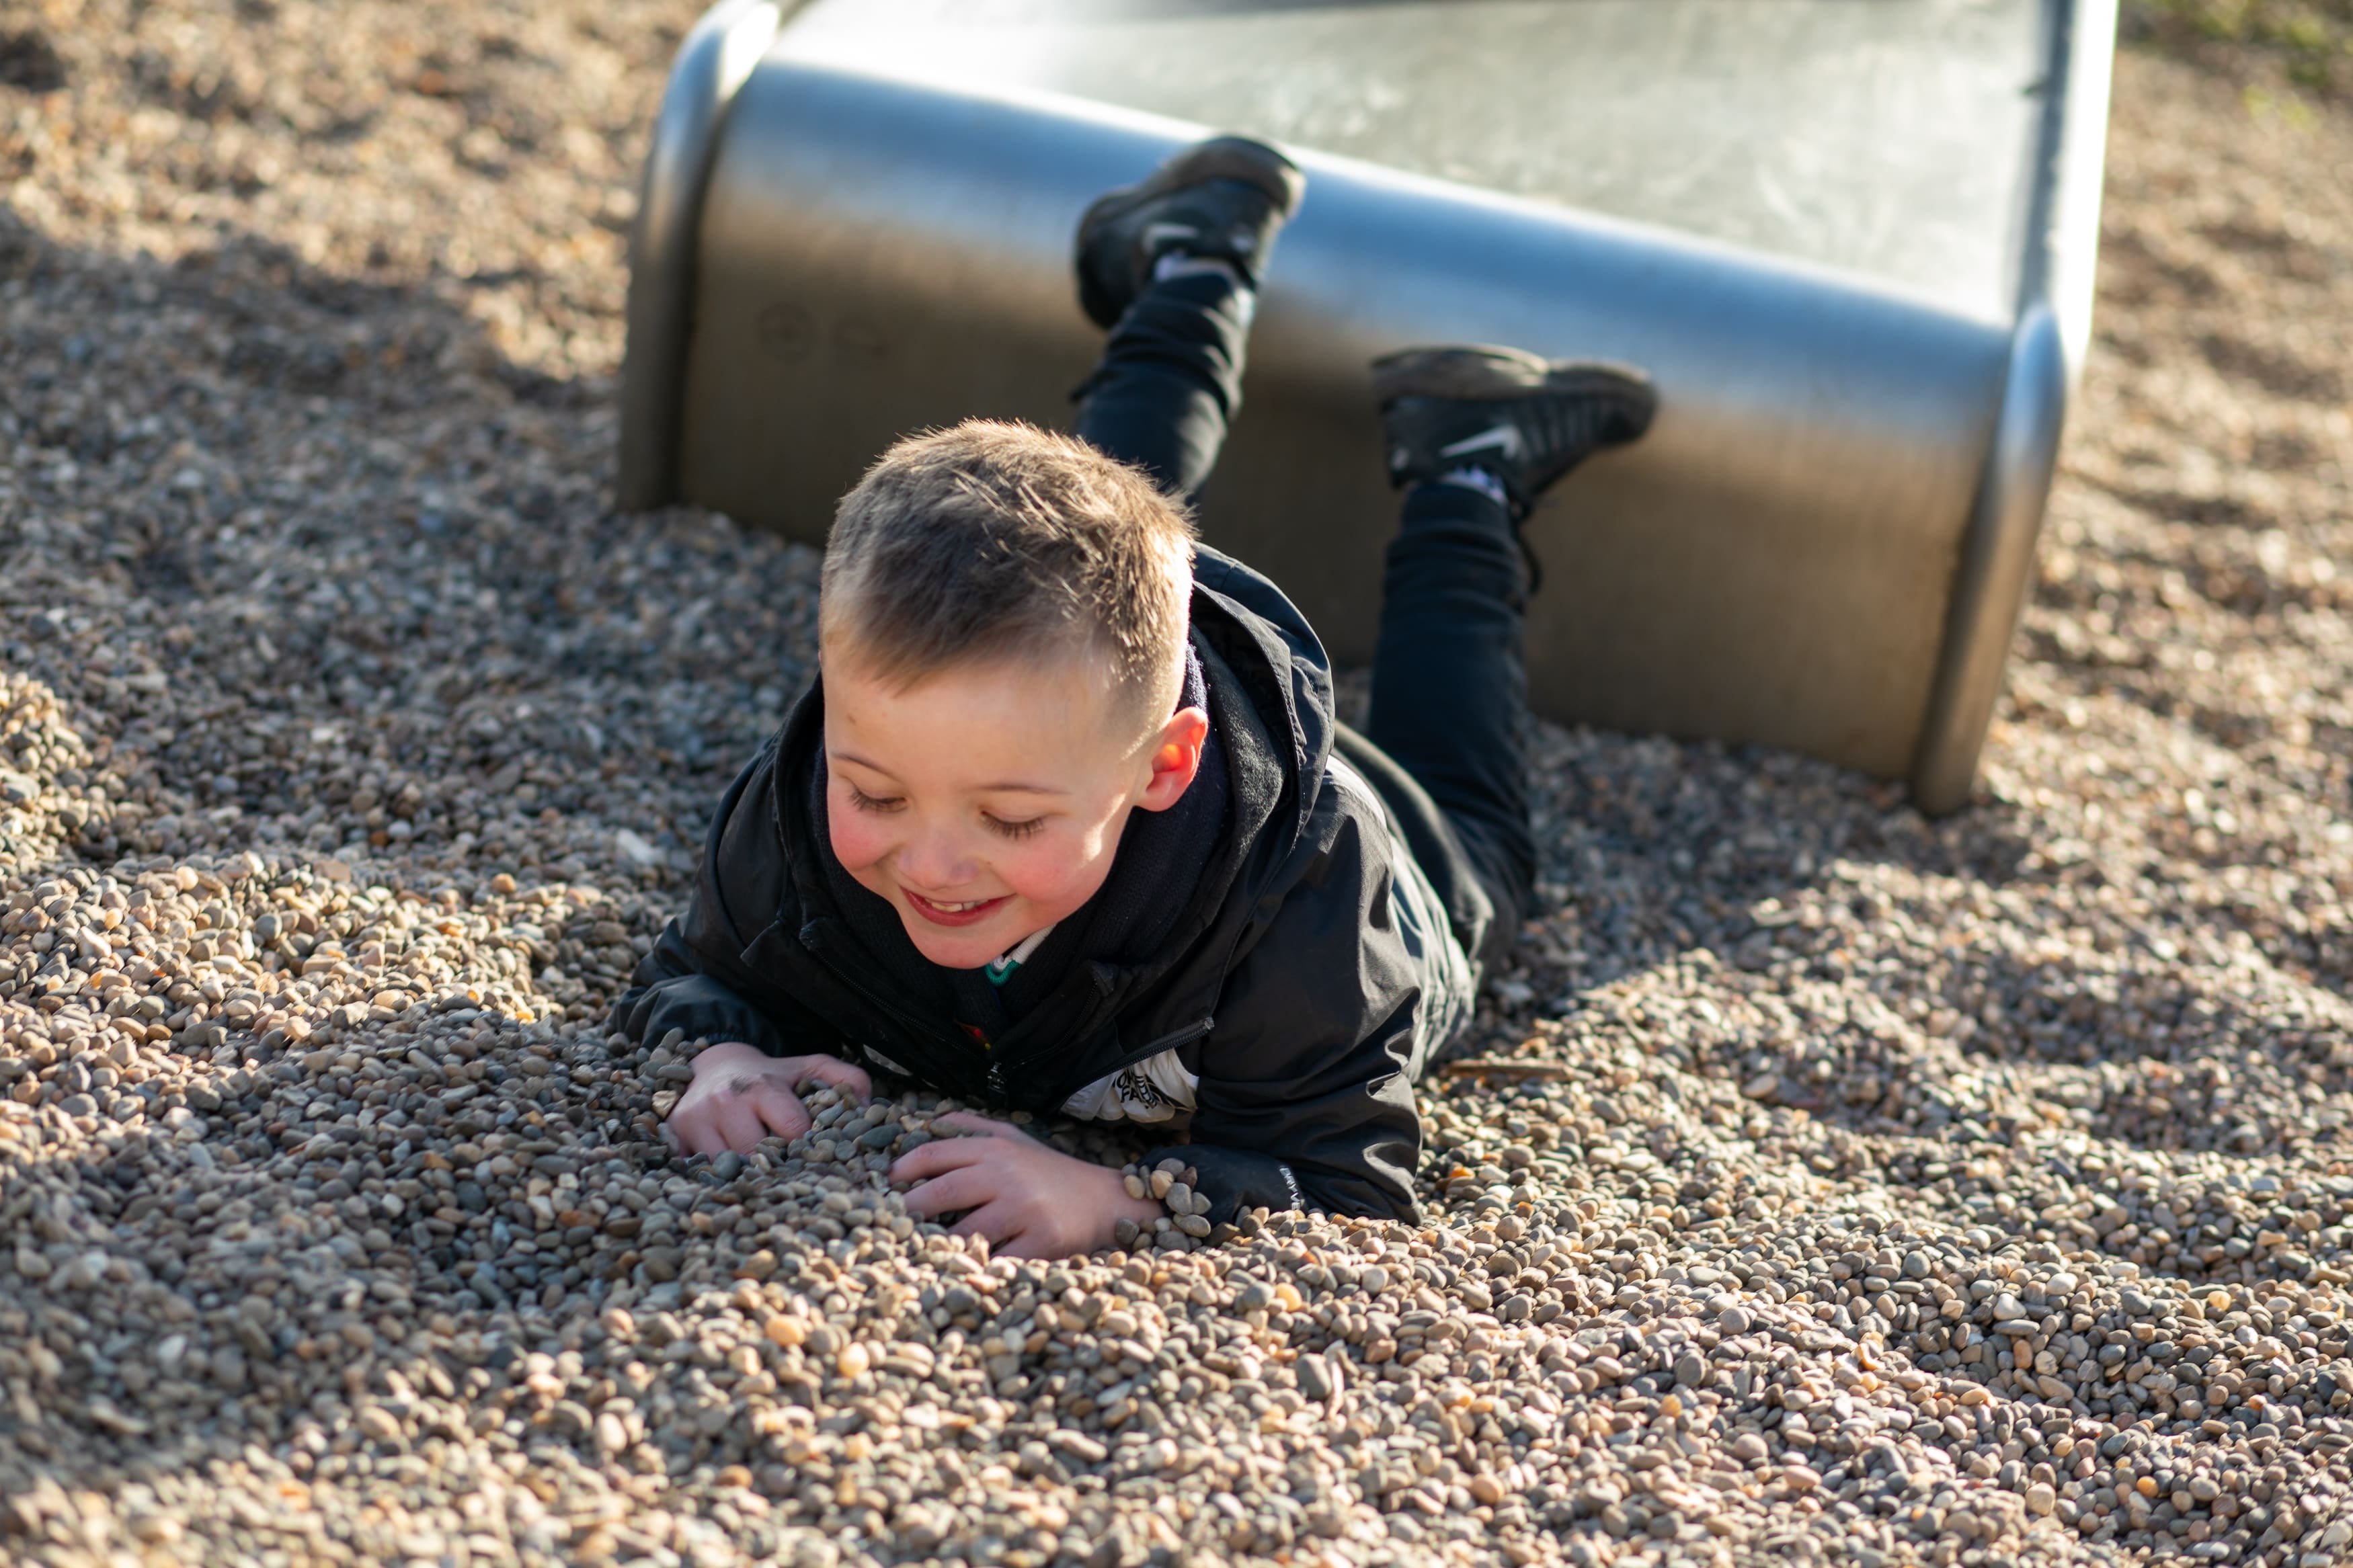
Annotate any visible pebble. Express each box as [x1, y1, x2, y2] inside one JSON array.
[[0, 13, 2349, 1568]]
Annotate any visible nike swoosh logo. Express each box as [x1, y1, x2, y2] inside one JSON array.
[[1142, 221, 1201, 251], [1438, 425, 1525, 462]]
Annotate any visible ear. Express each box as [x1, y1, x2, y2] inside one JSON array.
[[1136, 706, 1210, 813]]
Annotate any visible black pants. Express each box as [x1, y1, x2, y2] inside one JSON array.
[[1074, 270, 1536, 964]]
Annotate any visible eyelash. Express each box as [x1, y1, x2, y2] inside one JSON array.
[[846, 785, 1045, 841]]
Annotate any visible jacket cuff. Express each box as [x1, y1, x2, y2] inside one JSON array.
[[1143, 1143, 1312, 1225], [610, 974, 786, 1057]]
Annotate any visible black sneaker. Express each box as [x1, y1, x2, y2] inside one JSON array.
[[1074, 134, 1306, 328], [1373, 345, 1658, 520]]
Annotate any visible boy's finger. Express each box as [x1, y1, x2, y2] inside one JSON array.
[[793, 1057, 873, 1102], [947, 1201, 1023, 1250], [928, 1111, 1021, 1139], [889, 1135, 994, 1184], [901, 1167, 999, 1220], [672, 1111, 727, 1157], [714, 1098, 770, 1152], [988, 1228, 1061, 1262], [665, 1099, 715, 1148], [752, 1086, 812, 1142]]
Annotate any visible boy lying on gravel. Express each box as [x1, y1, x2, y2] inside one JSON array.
[[616, 136, 1654, 1256]]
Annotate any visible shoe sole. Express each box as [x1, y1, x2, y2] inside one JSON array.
[[1075, 135, 1306, 326], [1372, 345, 1658, 427]]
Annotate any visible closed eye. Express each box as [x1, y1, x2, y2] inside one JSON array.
[[846, 784, 904, 814], [984, 813, 1045, 840]]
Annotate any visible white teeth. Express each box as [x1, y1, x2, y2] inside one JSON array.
[[924, 897, 988, 913]]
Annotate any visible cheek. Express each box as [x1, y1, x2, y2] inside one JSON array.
[[826, 790, 896, 872], [990, 825, 1120, 912]]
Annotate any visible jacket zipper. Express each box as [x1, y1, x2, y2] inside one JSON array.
[[1064, 1013, 1216, 1092], [793, 926, 991, 1096], [974, 1009, 1215, 1110], [1142, 1014, 1215, 1057], [799, 923, 1220, 1107]]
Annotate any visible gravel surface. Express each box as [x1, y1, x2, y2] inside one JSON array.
[[3, 7, 2353, 1568]]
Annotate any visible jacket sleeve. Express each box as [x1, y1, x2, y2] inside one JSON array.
[[1143, 803, 1434, 1223], [610, 743, 843, 1059]]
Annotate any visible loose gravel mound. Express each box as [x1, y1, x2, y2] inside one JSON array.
[[2, 7, 2351, 1567]]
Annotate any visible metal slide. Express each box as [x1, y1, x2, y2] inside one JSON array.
[[619, 0, 2118, 812]]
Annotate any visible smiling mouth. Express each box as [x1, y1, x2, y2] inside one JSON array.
[[903, 889, 1011, 927]]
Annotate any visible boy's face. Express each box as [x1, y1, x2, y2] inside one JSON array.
[[822, 646, 1207, 970]]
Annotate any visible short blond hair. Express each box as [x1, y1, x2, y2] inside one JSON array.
[[820, 420, 1196, 736]]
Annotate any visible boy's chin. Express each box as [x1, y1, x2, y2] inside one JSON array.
[[902, 934, 997, 968]]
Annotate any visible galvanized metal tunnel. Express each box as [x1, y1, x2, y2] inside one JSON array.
[[619, 0, 2118, 813]]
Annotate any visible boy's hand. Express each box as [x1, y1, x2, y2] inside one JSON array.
[[890, 1113, 1163, 1260], [663, 1043, 872, 1155]]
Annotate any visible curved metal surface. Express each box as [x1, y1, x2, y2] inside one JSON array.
[[621, 0, 2118, 794], [2032, 0, 2122, 378], [774, 0, 2048, 324], [616, 0, 785, 511], [1909, 306, 2069, 815], [679, 65, 2009, 776], [1909, 0, 2116, 809]]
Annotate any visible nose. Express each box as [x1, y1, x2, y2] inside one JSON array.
[[895, 824, 977, 893]]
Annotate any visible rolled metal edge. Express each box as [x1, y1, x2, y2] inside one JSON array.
[[1909, 0, 2116, 812], [616, 0, 785, 513], [1909, 304, 2068, 816], [2037, 0, 2122, 380]]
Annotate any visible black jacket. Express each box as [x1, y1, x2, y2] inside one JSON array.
[[612, 548, 1492, 1221]]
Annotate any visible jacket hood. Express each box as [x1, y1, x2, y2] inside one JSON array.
[[750, 546, 1340, 1108], [1189, 543, 1337, 853]]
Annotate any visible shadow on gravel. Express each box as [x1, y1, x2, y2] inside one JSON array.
[[1502, 733, 2042, 993], [0, 198, 813, 889], [1909, 940, 2353, 1149]]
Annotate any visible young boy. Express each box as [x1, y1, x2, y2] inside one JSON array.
[[616, 136, 1655, 1257]]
